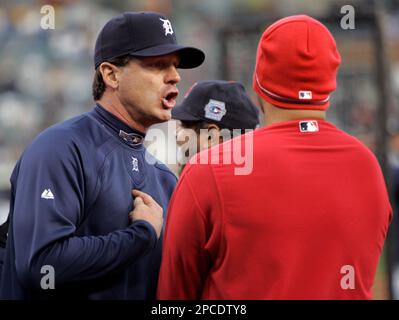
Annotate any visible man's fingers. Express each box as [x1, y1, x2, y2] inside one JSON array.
[[134, 196, 144, 206], [132, 190, 154, 205], [132, 190, 163, 213]]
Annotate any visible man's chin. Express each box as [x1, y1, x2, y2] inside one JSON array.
[[158, 109, 172, 122], [147, 112, 172, 126]]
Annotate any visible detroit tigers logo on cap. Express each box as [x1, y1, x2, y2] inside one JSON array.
[[159, 18, 174, 36], [299, 120, 319, 133], [204, 99, 227, 122]]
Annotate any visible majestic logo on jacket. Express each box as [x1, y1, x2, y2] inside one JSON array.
[[132, 157, 139, 172], [204, 99, 226, 122], [41, 189, 54, 200], [119, 130, 143, 146], [299, 120, 319, 133]]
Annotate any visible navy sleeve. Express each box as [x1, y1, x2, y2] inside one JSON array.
[[12, 128, 157, 289]]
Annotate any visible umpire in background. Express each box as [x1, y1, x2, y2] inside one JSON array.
[[0, 12, 204, 299], [172, 80, 259, 174], [157, 15, 391, 299]]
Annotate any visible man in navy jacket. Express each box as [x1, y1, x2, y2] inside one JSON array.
[[0, 11, 204, 299]]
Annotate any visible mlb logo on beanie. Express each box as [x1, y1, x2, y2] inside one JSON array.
[[299, 91, 312, 100]]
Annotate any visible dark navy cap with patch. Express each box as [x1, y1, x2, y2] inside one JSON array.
[[94, 12, 205, 69], [172, 80, 260, 130]]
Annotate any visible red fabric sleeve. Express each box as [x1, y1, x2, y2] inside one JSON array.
[[157, 163, 222, 299]]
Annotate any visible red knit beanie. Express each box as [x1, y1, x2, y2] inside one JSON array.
[[253, 15, 341, 110]]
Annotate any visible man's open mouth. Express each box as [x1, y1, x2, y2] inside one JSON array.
[[162, 91, 179, 109]]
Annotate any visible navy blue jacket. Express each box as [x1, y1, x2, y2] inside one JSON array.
[[0, 105, 177, 299]]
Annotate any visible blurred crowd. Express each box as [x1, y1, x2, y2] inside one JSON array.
[[1, 2, 399, 298]]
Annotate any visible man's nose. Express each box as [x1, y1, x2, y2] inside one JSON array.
[[166, 65, 181, 84]]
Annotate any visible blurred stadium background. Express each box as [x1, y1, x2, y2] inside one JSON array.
[[0, 0, 399, 299]]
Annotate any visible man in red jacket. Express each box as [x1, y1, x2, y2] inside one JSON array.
[[157, 15, 392, 299]]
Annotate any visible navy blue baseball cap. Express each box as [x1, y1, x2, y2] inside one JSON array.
[[94, 12, 205, 69], [172, 80, 260, 130]]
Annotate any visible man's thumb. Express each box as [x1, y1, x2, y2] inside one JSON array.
[[134, 196, 144, 206]]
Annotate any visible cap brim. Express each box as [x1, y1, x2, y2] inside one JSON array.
[[171, 104, 201, 121], [129, 44, 205, 69]]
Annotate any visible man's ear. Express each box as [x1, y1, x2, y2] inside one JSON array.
[[206, 123, 221, 147], [99, 62, 120, 90], [207, 123, 221, 135]]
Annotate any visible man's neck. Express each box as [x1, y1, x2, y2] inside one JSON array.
[[96, 96, 148, 133], [264, 103, 326, 126]]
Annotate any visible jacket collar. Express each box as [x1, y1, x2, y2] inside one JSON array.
[[93, 103, 145, 146]]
